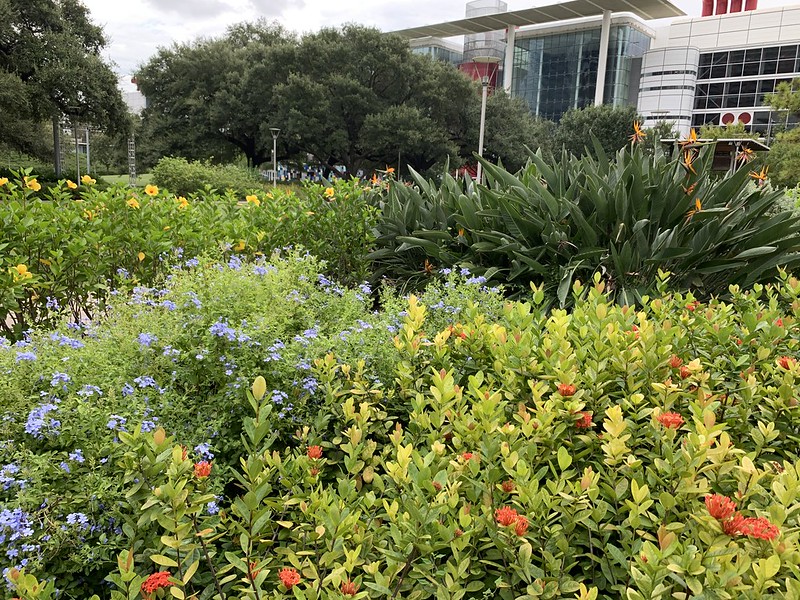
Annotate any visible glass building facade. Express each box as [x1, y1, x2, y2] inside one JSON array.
[[512, 24, 651, 121], [691, 44, 800, 134]]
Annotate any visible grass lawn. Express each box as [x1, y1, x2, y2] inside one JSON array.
[[102, 173, 152, 186]]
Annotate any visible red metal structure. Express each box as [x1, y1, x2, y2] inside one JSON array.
[[729, 0, 743, 12], [702, 0, 714, 16], [715, 0, 728, 15], [744, 0, 758, 10]]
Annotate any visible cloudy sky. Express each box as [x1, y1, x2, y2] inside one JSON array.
[[81, 0, 789, 91]]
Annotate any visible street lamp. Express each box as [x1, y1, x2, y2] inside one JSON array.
[[476, 75, 490, 185], [269, 127, 280, 187]]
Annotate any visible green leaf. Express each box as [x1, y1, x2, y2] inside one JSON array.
[[557, 446, 572, 471], [150, 554, 178, 568]]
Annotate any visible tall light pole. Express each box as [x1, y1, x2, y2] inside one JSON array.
[[476, 75, 490, 184], [269, 127, 280, 187]]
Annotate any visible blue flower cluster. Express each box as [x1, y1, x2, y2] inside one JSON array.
[[25, 402, 60, 438], [49, 333, 84, 349], [0, 465, 24, 491]]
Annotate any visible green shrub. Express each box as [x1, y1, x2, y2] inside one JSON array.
[[5, 266, 800, 598], [0, 171, 377, 337], [151, 157, 267, 197], [371, 142, 800, 306]]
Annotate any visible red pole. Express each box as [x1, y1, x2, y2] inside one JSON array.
[[715, 0, 728, 14], [730, 0, 742, 11], [702, 0, 714, 16], [744, 0, 758, 10]]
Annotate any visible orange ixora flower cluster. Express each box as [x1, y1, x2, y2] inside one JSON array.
[[705, 494, 780, 541], [278, 567, 301, 590], [306, 445, 323, 460], [656, 412, 684, 429], [778, 355, 796, 370], [495, 506, 529, 536], [341, 580, 359, 596], [194, 461, 212, 479], [575, 411, 593, 429], [140, 571, 171, 597], [557, 383, 576, 397]]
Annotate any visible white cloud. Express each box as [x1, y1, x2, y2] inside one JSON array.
[[81, 0, 792, 91]]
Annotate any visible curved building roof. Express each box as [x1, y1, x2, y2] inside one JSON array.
[[390, 0, 685, 38]]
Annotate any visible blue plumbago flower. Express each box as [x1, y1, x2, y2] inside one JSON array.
[[253, 265, 275, 276], [301, 377, 318, 394], [15, 351, 37, 362], [317, 274, 331, 287], [228, 255, 243, 270], [0, 464, 25, 491], [116, 267, 130, 279], [121, 383, 135, 397], [356, 320, 373, 331], [264, 340, 284, 362], [141, 419, 158, 433], [185, 258, 200, 268], [59, 462, 70, 473], [162, 346, 180, 357], [194, 443, 214, 461], [106, 415, 127, 431], [0, 507, 34, 541], [293, 327, 318, 346], [25, 403, 60, 438], [207, 500, 220, 515], [0, 337, 9, 349], [68, 449, 85, 463], [196, 354, 204, 360], [65, 512, 90, 529], [271, 390, 288, 405], [286, 290, 303, 303], [386, 324, 397, 334], [50, 372, 71, 388], [137, 332, 158, 348], [465, 275, 487, 285], [296, 359, 312, 370], [430, 301, 445, 310], [460, 267, 471, 276], [338, 330, 350, 341], [77, 385, 103, 397], [46, 296, 60, 310], [359, 282, 372, 295], [161, 300, 177, 311], [49, 333, 85, 349], [134, 375, 157, 389], [209, 320, 237, 341], [440, 267, 452, 275]]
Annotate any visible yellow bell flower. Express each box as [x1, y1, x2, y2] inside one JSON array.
[[137, 252, 145, 262], [12, 264, 32, 281], [25, 178, 41, 192], [126, 198, 140, 209], [66, 180, 77, 189], [0, 177, 8, 186], [175, 196, 189, 209], [246, 195, 260, 206], [81, 175, 96, 185], [234, 240, 246, 251], [144, 184, 159, 197], [324, 187, 335, 198]]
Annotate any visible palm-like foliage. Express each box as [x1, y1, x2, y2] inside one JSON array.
[[370, 141, 800, 304]]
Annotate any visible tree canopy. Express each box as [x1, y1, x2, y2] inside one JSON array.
[[765, 78, 800, 188], [0, 0, 129, 157]]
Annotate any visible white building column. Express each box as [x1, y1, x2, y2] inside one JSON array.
[[594, 10, 612, 106], [503, 25, 516, 93]]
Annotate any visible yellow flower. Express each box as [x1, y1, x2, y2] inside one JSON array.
[[175, 196, 189, 209], [163, 226, 171, 231], [234, 240, 246, 251], [324, 187, 335, 198], [137, 252, 145, 262], [126, 198, 140, 209], [246, 195, 260, 206], [81, 175, 96, 185], [66, 180, 77, 190], [0, 177, 8, 186], [144, 184, 159, 197], [630, 121, 646, 144], [25, 178, 41, 192], [11, 264, 32, 281], [82, 209, 95, 220], [686, 198, 702, 220]]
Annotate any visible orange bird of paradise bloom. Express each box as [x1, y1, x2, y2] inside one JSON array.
[[682, 181, 698, 196], [630, 121, 646, 144], [686, 198, 703, 220], [737, 147, 754, 163], [682, 150, 697, 174], [750, 166, 769, 185], [680, 129, 699, 149]]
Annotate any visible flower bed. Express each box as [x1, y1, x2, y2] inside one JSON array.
[[3, 261, 800, 599]]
